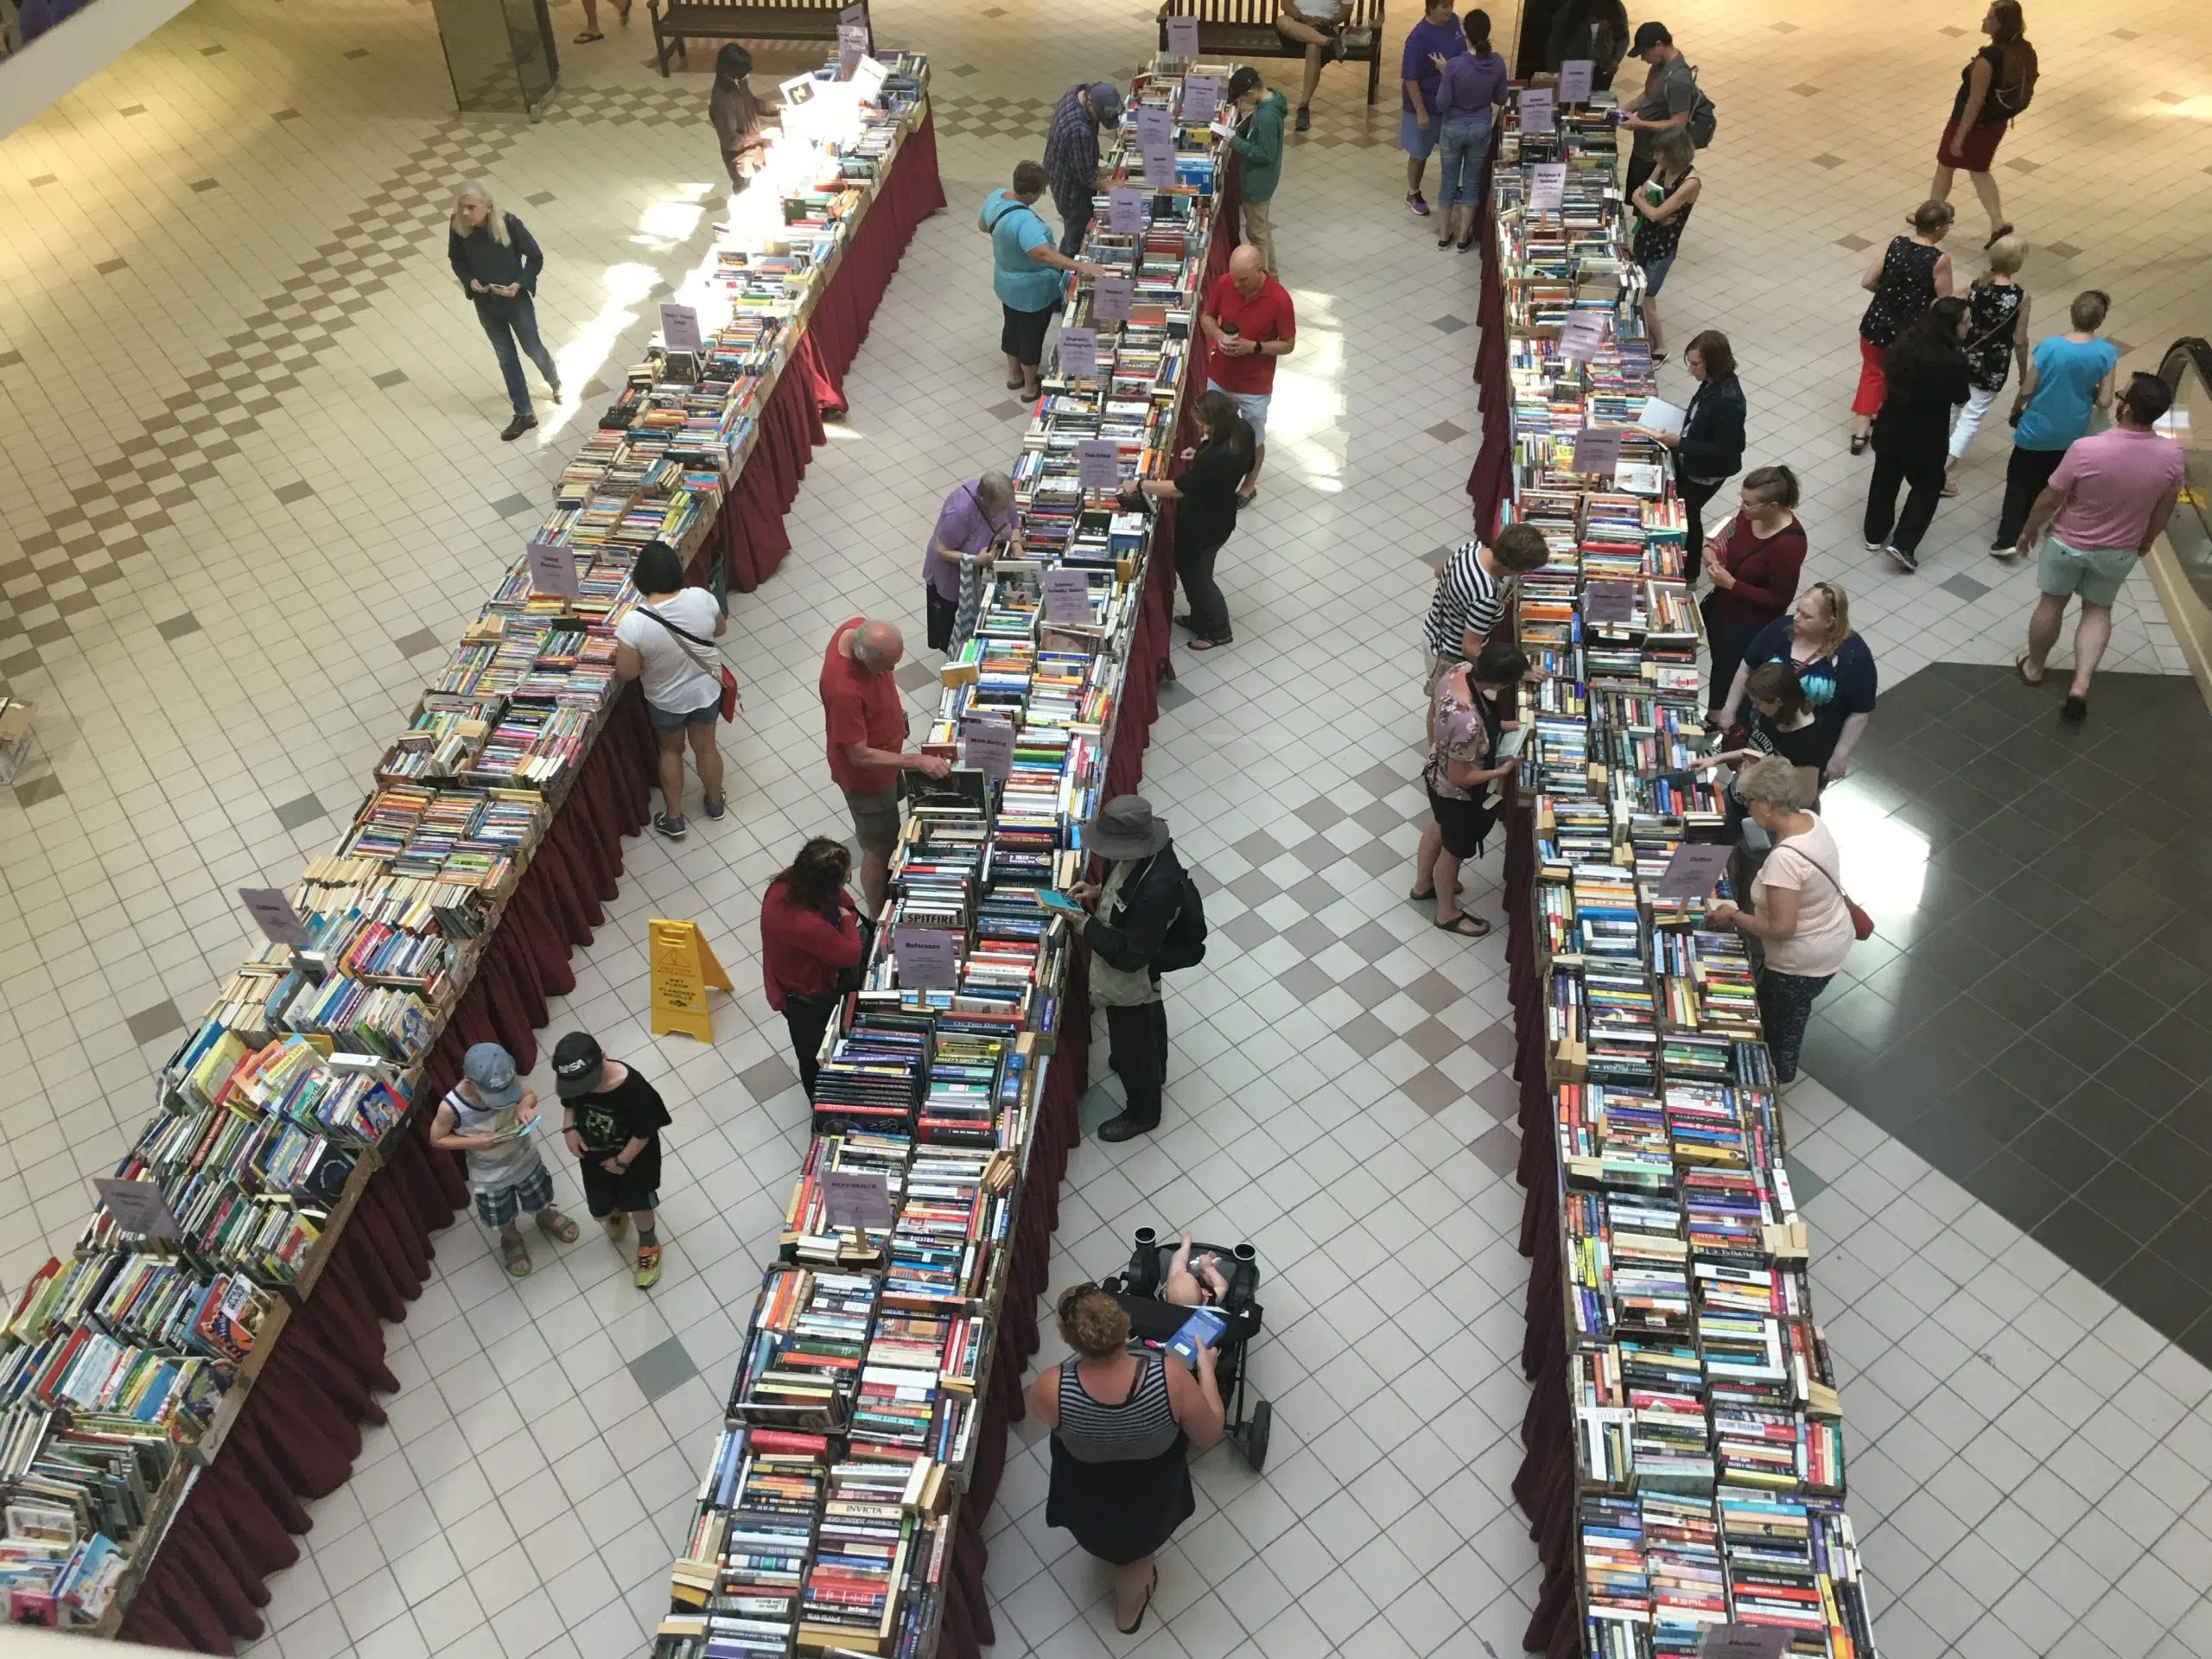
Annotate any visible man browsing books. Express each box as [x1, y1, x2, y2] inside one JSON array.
[[822, 618, 950, 918], [1070, 796, 1188, 1143], [1201, 246, 1296, 505], [430, 1042, 579, 1278]]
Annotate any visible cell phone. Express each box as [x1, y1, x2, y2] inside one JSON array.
[[1033, 889, 1089, 918]]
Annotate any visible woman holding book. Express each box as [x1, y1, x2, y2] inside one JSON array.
[[1118, 390, 1253, 649], [613, 539, 730, 842], [760, 838, 865, 1098], [979, 161, 1115, 400], [1696, 662, 1827, 815], [1696, 464, 1805, 721], [1414, 639, 1529, 939], [448, 181, 563, 442], [1717, 582, 1878, 785], [1626, 128, 1699, 363], [1030, 1284, 1224, 1634], [1638, 330, 1743, 581], [1706, 756, 1859, 1085]]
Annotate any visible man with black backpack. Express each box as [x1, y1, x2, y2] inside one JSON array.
[[1618, 22, 1713, 194], [1071, 795, 1205, 1143]]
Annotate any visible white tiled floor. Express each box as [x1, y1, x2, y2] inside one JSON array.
[[3, 1, 2212, 1656]]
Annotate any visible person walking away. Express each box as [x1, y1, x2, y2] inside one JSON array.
[[1119, 391, 1252, 649], [1200, 246, 1296, 504], [551, 1033, 673, 1288], [1719, 582, 1877, 786], [1029, 1285, 1224, 1632], [760, 838, 864, 1097], [1399, 0, 1465, 218], [1931, 2, 2036, 247], [448, 181, 562, 442], [1697, 663, 1828, 814], [1547, 0, 1629, 89], [1697, 466, 1806, 721], [1618, 22, 1698, 197], [430, 1042, 580, 1277], [980, 162, 1114, 400], [710, 45, 780, 194], [1422, 522, 1551, 699], [613, 539, 729, 841], [1070, 796, 1186, 1143], [1627, 129, 1700, 360], [1944, 233, 2031, 491], [1637, 330, 1742, 577], [1848, 200, 1955, 454], [923, 472, 1020, 652], [1431, 10, 1509, 251], [820, 618, 951, 918], [1993, 288, 2117, 552], [1224, 69, 1288, 272], [1416, 639, 1529, 939], [1274, 0, 1355, 132], [573, 0, 627, 43], [1705, 756, 1859, 1087], [2013, 372, 2183, 723], [1866, 297, 1974, 574], [1044, 82, 1122, 256]]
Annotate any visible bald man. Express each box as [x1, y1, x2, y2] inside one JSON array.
[[820, 617, 951, 915], [1199, 245, 1296, 503]]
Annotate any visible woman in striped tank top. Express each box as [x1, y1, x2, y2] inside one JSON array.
[[1028, 1285, 1225, 1633]]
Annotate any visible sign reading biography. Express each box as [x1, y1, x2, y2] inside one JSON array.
[[959, 716, 1015, 783], [1092, 273, 1134, 322], [1559, 59, 1595, 103], [659, 302, 703, 355], [238, 887, 311, 950], [1107, 187, 1147, 233], [1058, 326, 1099, 379], [1165, 14, 1199, 58], [1072, 440, 1121, 495], [1041, 566, 1094, 621], [893, 926, 960, 988], [1518, 86, 1556, 133], [526, 537, 580, 598], [1530, 162, 1567, 213]]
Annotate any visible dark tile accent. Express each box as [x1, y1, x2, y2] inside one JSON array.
[[1938, 573, 1989, 601], [28, 175, 58, 188], [489, 492, 537, 518], [13, 776, 63, 809], [344, 47, 370, 59], [95, 257, 128, 275], [273, 480, 316, 505], [125, 1000, 185, 1046], [526, 189, 556, 206], [118, 105, 148, 117], [1425, 419, 1468, 442], [0, 351, 20, 368], [200, 42, 225, 54], [392, 626, 442, 658], [1810, 153, 1845, 168], [626, 1336, 697, 1402], [156, 613, 201, 640], [190, 177, 219, 193], [1430, 316, 1468, 334], [1279, 917, 1337, 957], [273, 791, 327, 831], [1218, 911, 1274, 950], [372, 368, 409, 388], [1468, 1122, 1520, 1175], [273, 108, 303, 121], [737, 1055, 798, 1101]]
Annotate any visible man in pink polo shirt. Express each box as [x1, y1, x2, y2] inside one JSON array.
[[2013, 372, 2183, 724]]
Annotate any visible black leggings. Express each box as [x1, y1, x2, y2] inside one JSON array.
[[1178, 535, 1232, 642], [1679, 476, 1726, 582], [1001, 302, 1055, 370], [1996, 444, 2066, 549], [1864, 442, 1947, 556], [1756, 969, 1834, 1084], [783, 990, 838, 1098]]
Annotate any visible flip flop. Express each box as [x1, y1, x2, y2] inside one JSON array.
[[1984, 222, 2013, 248], [1116, 1567, 1158, 1635], [2014, 650, 2044, 687], [573, 29, 602, 41], [1435, 912, 1491, 938], [1188, 636, 1228, 651], [1235, 490, 1257, 508]]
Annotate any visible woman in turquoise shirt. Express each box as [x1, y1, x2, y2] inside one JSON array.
[[982, 161, 1113, 399], [1993, 288, 2118, 553]]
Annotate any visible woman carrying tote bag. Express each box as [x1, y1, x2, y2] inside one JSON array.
[[612, 539, 737, 841]]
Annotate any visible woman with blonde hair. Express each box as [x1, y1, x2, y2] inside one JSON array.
[[1717, 581, 1877, 785], [446, 181, 562, 441], [1027, 1283, 1224, 1633], [1944, 232, 2031, 490]]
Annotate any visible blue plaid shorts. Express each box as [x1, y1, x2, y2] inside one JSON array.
[[474, 1158, 556, 1229]]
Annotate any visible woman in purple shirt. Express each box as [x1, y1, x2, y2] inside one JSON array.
[[1430, 10, 1508, 251], [922, 472, 1019, 651], [1399, 0, 1465, 217]]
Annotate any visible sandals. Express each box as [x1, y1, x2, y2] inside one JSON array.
[[1848, 432, 1868, 456], [537, 1208, 581, 1243], [1984, 221, 2013, 249], [573, 29, 602, 41], [1409, 879, 1465, 901], [1187, 635, 1230, 651], [1235, 489, 1257, 508], [1005, 377, 1025, 390], [499, 1234, 531, 1276], [2014, 650, 2043, 687], [1116, 1567, 1158, 1635], [1435, 911, 1491, 938]]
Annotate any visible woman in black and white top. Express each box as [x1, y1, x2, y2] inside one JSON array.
[[1029, 1284, 1224, 1634], [613, 539, 732, 841], [1943, 232, 2031, 492]]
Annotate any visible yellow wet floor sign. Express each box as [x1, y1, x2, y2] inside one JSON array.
[[650, 918, 732, 1041]]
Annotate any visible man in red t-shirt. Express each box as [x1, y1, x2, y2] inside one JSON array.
[[1201, 245, 1297, 503], [819, 617, 950, 914]]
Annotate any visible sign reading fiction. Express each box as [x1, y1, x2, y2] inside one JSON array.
[[1656, 842, 1733, 900]]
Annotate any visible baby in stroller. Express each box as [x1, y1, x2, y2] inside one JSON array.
[[1103, 1225, 1273, 1470], [1163, 1230, 1230, 1308]]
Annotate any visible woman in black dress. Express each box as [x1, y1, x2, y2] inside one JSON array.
[[1028, 1285, 1224, 1633], [1120, 390, 1254, 650], [1864, 296, 1973, 574], [1848, 200, 1955, 453]]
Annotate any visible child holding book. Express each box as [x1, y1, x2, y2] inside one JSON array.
[[430, 1042, 579, 1278]]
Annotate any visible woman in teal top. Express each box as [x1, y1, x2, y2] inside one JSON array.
[[981, 161, 1112, 398], [1993, 288, 2118, 552]]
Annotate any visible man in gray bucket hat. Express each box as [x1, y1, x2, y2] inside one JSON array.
[[1070, 795, 1189, 1143]]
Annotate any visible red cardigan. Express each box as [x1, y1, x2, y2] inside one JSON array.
[[760, 880, 862, 1009], [1707, 514, 1808, 630]]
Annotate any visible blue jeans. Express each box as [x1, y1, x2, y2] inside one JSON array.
[[476, 296, 558, 416], [1435, 119, 1492, 209]]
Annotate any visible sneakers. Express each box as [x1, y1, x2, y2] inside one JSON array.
[[655, 811, 687, 840], [1406, 193, 1431, 216], [2061, 693, 2088, 724], [500, 414, 537, 442], [1885, 543, 1919, 573], [1989, 540, 2018, 559], [634, 1243, 662, 1288], [703, 794, 726, 819], [547, 382, 564, 403], [1294, 105, 1311, 132], [1862, 539, 1885, 556], [1324, 33, 1347, 62]]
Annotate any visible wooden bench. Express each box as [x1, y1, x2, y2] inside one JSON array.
[[1156, 0, 1387, 105], [647, 0, 864, 79]]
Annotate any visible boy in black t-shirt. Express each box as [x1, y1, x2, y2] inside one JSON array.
[[551, 1032, 675, 1287]]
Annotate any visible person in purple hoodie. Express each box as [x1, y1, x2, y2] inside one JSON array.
[[1398, 0, 1465, 217], [1429, 9, 1509, 250]]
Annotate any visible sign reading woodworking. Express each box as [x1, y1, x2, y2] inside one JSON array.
[[649, 918, 733, 1041]]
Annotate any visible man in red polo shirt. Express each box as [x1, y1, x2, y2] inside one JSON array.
[[820, 617, 950, 915], [1200, 244, 1297, 504]]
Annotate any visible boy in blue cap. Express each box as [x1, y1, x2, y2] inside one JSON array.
[[431, 1041, 580, 1276]]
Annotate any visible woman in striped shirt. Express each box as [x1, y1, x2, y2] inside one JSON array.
[[1029, 1285, 1225, 1632]]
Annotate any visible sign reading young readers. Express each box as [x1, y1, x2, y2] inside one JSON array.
[[1558, 310, 1610, 363], [893, 926, 960, 988], [1571, 424, 1626, 475], [1518, 86, 1556, 134], [1656, 842, 1733, 900], [659, 302, 703, 355], [238, 887, 311, 950], [1092, 273, 1134, 322], [526, 537, 580, 598], [1559, 59, 1595, 103], [1058, 326, 1099, 379], [1041, 565, 1093, 621], [1107, 186, 1147, 233], [1530, 162, 1567, 213], [1182, 74, 1222, 125], [824, 1168, 894, 1231], [1072, 440, 1121, 495], [1165, 13, 1199, 58], [959, 715, 1015, 782], [95, 1179, 183, 1242]]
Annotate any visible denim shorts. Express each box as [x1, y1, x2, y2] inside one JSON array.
[[1641, 254, 1677, 297], [646, 696, 720, 733], [1400, 109, 1440, 161]]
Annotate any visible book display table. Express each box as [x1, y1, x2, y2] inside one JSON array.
[[651, 58, 1244, 1659], [0, 57, 943, 1655], [1470, 99, 1885, 1658]]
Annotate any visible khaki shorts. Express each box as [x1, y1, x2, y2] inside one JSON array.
[[1421, 650, 1456, 696], [2036, 532, 2139, 611], [843, 787, 900, 857]]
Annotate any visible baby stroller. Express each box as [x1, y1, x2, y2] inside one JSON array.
[[1100, 1226, 1273, 1470]]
